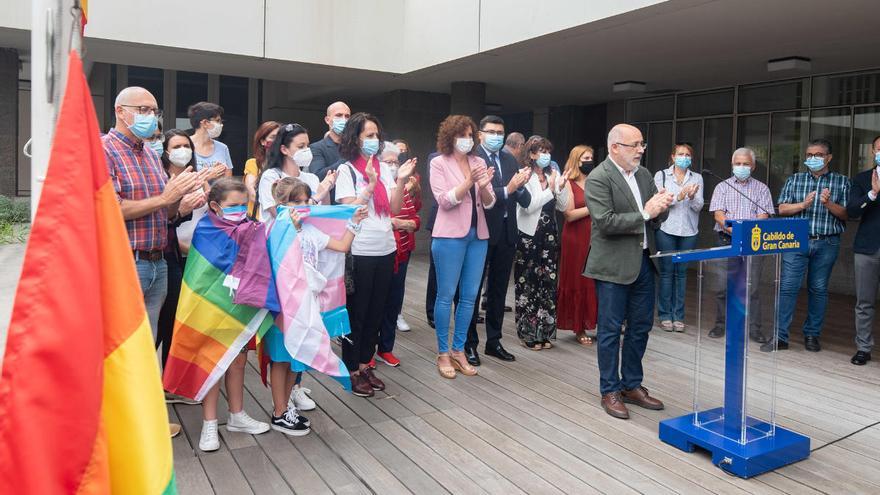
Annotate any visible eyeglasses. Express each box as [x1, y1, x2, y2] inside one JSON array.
[[481, 129, 504, 136], [806, 152, 827, 158], [120, 105, 162, 118], [616, 141, 648, 150]]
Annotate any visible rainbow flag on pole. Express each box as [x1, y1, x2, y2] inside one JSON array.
[[0, 51, 175, 494], [163, 214, 278, 401], [268, 205, 356, 390]]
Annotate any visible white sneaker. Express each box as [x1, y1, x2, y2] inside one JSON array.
[[199, 420, 220, 452], [289, 386, 316, 411], [226, 410, 270, 435], [396, 315, 411, 332]]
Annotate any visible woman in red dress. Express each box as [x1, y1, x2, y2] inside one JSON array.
[[557, 145, 598, 345]]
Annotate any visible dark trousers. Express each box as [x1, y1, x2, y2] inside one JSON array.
[[595, 252, 655, 395], [157, 252, 185, 368], [426, 244, 437, 322], [343, 253, 396, 370], [467, 237, 515, 349], [379, 259, 409, 353]]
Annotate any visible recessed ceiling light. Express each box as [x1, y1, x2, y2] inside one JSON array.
[[613, 81, 647, 93], [767, 56, 811, 72]]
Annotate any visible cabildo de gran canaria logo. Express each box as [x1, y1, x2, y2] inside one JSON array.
[[751, 225, 761, 251]]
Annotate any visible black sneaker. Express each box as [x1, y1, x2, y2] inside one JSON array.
[[271, 409, 311, 436]]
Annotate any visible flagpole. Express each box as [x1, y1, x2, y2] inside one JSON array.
[[30, 0, 78, 220]]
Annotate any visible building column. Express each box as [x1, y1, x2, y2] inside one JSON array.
[[450, 81, 485, 123], [0, 48, 19, 197]]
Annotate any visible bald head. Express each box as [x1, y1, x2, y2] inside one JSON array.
[[325, 101, 352, 138], [607, 124, 644, 171], [115, 86, 156, 108], [113, 86, 159, 139]]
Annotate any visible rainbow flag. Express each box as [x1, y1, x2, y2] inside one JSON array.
[[163, 214, 278, 401], [0, 51, 175, 494], [268, 205, 357, 389]]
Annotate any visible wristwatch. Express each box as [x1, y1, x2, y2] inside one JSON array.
[[642, 210, 651, 221]]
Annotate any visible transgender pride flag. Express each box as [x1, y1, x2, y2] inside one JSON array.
[[267, 205, 358, 390]]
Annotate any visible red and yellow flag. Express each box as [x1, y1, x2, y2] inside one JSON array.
[[0, 51, 175, 494]]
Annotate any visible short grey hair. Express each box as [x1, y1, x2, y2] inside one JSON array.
[[731, 147, 756, 164], [505, 132, 525, 147], [380, 141, 400, 160]]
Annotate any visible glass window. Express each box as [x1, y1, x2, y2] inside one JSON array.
[[176, 71, 208, 129], [769, 111, 808, 196], [812, 71, 880, 107], [809, 107, 852, 176], [677, 89, 734, 118], [736, 115, 770, 180], [219, 75, 250, 174], [627, 96, 674, 122], [738, 79, 808, 113], [852, 106, 880, 174], [702, 118, 733, 179], [644, 122, 672, 173], [127, 66, 163, 108]]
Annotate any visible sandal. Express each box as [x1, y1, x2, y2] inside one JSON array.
[[673, 321, 686, 332], [542, 340, 554, 349], [660, 320, 673, 332], [520, 340, 542, 351], [437, 355, 456, 379], [575, 332, 594, 346], [450, 351, 478, 376]]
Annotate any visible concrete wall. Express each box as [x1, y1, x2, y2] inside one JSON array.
[[0, 48, 18, 197]]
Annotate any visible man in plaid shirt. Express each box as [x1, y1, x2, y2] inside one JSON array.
[[770, 138, 850, 353], [103, 87, 199, 339]]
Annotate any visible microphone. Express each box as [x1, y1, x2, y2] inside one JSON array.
[[702, 169, 775, 217]]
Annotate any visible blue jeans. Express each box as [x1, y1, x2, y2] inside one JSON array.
[[655, 230, 698, 321], [432, 229, 488, 354], [136, 258, 168, 342], [777, 236, 840, 342], [595, 253, 655, 395]]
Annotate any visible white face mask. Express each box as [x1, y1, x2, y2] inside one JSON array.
[[207, 121, 223, 139], [455, 137, 474, 154], [292, 147, 313, 170], [382, 161, 399, 179], [168, 147, 192, 167]]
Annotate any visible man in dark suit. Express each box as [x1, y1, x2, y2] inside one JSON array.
[[464, 116, 530, 366], [846, 135, 880, 366], [308, 101, 350, 180], [584, 123, 673, 419]]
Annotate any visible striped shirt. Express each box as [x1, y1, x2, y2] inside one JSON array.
[[102, 129, 168, 251], [393, 188, 422, 270], [709, 176, 774, 232], [778, 171, 850, 236]]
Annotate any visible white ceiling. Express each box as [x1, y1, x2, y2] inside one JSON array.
[[3, 0, 879, 111]]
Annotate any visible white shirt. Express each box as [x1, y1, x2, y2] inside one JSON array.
[[610, 157, 647, 247], [258, 167, 321, 222], [335, 161, 398, 256]]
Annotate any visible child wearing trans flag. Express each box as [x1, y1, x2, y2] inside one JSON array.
[[263, 178, 366, 435]]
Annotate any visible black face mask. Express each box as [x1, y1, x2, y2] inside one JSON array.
[[579, 161, 594, 174]]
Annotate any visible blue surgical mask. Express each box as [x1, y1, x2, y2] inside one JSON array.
[[874, 151, 880, 166], [148, 140, 164, 155], [674, 156, 692, 169], [361, 138, 380, 157], [127, 111, 159, 139], [732, 165, 751, 180], [332, 117, 347, 135], [536, 153, 551, 168], [804, 156, 825, 171], [484, 134, 504, 153], [221, 205, 247, 223]]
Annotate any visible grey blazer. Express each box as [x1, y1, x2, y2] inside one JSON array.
[[583, 157, 668, 285]]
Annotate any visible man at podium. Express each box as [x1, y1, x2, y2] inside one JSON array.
[[707, 147, 775, 343], [584, 124, 673, 419]]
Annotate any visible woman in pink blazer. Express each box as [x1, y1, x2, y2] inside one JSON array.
[[430, 115, 496, 379]]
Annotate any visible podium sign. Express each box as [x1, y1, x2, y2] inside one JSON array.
[[657, 219, 811, 478]]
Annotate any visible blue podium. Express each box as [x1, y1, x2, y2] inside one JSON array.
[[657, 218, 811, 478]]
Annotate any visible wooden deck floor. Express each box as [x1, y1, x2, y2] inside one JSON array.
[[166, 253, 880, 494]]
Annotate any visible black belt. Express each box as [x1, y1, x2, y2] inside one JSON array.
[[809, 234, 839, 240], [133, 250, 163, 261]]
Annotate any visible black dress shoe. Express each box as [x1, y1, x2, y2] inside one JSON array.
[[749, 331, 768, 344], [851, 351, 872, 365], [804, 336, 821, 352], [428, 319, 435, 329], [485, 344, 515, 362], [760, 338, 789, 353], [464, 347, 481, 367], [708, 326, 725, 338]]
